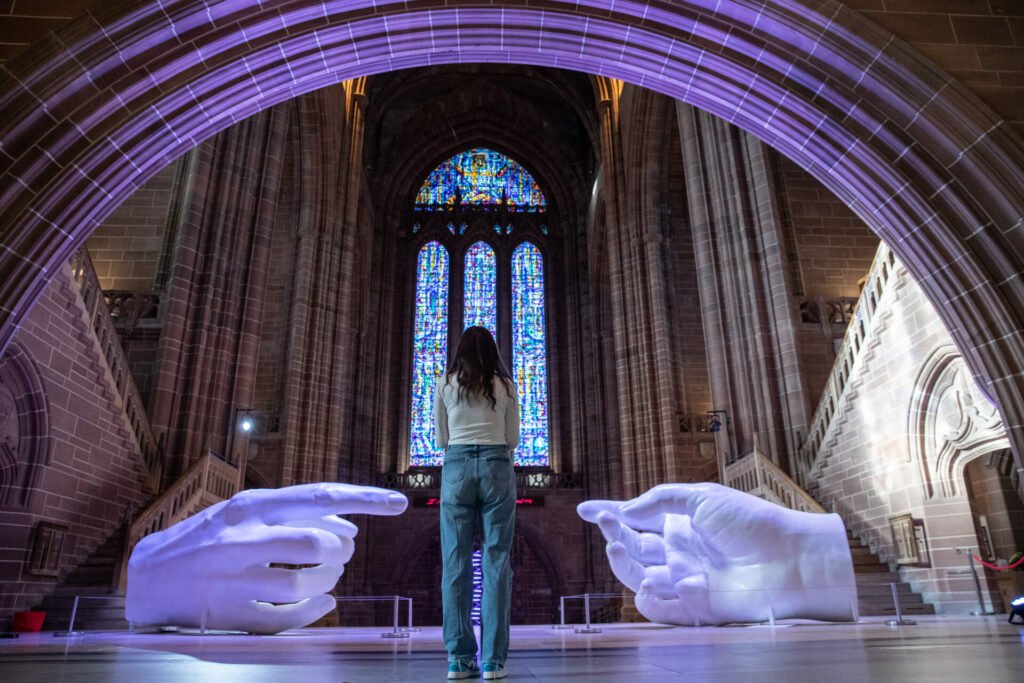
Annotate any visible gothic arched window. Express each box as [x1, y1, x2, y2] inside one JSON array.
[[512, 242, 548, 466], [463, 241, 497, 338], [408, 148, 550, 468], [409, 241, 450, 466]]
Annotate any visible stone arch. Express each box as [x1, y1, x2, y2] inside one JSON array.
[[0, 341, 50, 508], [0, 0, 1022, 467], [909, 346, 1010, 500]]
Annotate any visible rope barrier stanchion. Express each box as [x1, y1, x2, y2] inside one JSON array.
[[331, 595, 415, 638], [574, 593, 602, 634], [399, 597, 420, 633], [380, 595, 410, 639], [552, 595, 572, 630], [53, 595, 124, 638], [885, 582, 916, 626]]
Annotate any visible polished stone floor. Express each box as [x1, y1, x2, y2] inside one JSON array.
[[1, 616, 1022, 682]]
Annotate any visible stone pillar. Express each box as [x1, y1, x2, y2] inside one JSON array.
[[279, 83, 371, 486], [149, 105, 288, 478], [677, 103, 809, 473]]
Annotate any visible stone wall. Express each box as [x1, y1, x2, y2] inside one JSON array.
[[807, 257, 1013, 613], [0, 265, 149, 624], [86, 161, 178, 292]]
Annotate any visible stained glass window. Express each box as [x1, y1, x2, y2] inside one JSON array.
[[463, 242, 497, 340], [410, 242, 449, 467], [416, 148, 547, 210], [511, 242, 548, 466]]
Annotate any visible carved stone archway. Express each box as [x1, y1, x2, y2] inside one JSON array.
[[0, 0, 1022, 468]]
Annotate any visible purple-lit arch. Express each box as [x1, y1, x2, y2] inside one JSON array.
[[0, 0, 1023, 466]]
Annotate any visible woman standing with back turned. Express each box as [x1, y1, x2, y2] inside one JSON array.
[[434, 326, 520, 680]]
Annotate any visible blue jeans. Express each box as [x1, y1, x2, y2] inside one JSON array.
[[440, 444, 516, 667]]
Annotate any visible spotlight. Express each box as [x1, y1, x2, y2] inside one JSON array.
[[239, 415, 254, 433], [1010, 596, 1024, 625], [709, 416, 722, 433]]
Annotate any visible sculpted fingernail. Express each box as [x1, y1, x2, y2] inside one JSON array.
[[387, 492, 408, 511]]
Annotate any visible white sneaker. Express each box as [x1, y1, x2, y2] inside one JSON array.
[[448, 660, 480, 679], [482, 663, 506, 679]]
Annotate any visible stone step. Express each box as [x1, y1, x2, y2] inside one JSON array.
[[856, 583, 918, 598], [37, 595, 129, 631], [858, 602, 936, 616], [853, 562, 890, 573]]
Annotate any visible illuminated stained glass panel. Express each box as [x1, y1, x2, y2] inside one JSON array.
[[463, 241, 497, 341], [416, 148, 547, 210], [511, 242, 548, 467], [410, 242, 449, 467]]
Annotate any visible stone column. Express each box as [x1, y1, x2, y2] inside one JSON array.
[[149, 105, 288, 479], [677, 103, 809, 473], [278, 83, 372, 486]]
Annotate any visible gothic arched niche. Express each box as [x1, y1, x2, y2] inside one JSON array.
[[0, 342, 50, 508], [909, 346, 1009, 499]]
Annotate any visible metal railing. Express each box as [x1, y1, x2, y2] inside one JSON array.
[[724, 446, 825, 513], [69, 248, 163, 493], [379, 468, 582, 491], [796, 243, 900, 487]]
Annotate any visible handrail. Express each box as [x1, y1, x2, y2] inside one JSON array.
[[795, 243, 900, 487], [68, 247, 163, 493], [724, 446, 825, 513], [118, 449, 239, 589]]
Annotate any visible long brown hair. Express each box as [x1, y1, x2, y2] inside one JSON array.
[[446, 326, 514, 409]]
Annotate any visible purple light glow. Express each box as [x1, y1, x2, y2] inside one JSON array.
[[0, 0, 1018, 428]]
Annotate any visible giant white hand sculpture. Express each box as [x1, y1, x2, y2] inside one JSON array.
[[126, 483, 408, 634], [578, 483, 857, 626]]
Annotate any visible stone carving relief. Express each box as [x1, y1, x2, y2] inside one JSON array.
[[0, 342, 50, 508], [909, 347, 1010, 499], [0, 383, 17, 499]]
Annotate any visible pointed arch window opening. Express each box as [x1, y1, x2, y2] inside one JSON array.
[[409, 241, 449, 467], [463, 241, 498, 341], [512, 242, 549, 467], [408, 149, 551, 469]]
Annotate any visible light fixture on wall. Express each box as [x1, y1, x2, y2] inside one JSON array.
[[707, 410, 729, 433], [226, 407, 255, 461]]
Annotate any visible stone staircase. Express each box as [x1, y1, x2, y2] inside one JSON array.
[[34, 526, 130, 631], [848, 532, 934, 616]]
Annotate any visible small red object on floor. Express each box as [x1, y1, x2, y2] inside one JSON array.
[[11, 611, 45, 632]]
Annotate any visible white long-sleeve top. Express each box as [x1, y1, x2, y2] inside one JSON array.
[[434, 375, 520, 450]]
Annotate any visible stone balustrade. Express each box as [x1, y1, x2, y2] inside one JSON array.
[[795, 243, 900, 488], [69, 248, 163, 493], [724, 446, 824, 513]]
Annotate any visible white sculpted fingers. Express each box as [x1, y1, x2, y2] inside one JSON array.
[[220, 484, 408, 526], [597, 511, 667, 566], [208, 526, 348, 568], [224, 595, 338, 635], [578, 499, 664, 533], [618, 483, 723, 525], [233, 564, 344, 605], [606, 541, 646, 592], [283, 516, 358, 564]]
